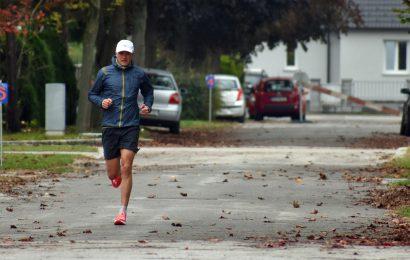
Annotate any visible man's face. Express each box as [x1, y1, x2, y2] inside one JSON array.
[[116, 51, 132, 67]]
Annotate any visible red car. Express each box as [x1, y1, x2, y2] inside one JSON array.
[[247, 77, 306, 121]]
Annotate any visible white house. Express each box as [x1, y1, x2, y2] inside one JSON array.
[[248, 0, 410, 109]]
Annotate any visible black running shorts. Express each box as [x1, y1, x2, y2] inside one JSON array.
[[102, 126, 140, 160]]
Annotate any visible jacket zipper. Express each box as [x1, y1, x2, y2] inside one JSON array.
[[119, 70, 125, 127]]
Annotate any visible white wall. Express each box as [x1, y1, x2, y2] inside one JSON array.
[[249, 42, 327, 82], [340, 31, 410, 81]]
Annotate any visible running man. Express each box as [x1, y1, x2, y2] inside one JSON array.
[[88, 39, 154, 225]]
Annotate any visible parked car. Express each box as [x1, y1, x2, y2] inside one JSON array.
[[214, 74, 246, 123], [139, 68, 182, 133], [400, 88, 410, 136], [247, 77, 306, 121]]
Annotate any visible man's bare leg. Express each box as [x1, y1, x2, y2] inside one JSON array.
[[106, 157, 120, 180], [119, 149, 136, 208]]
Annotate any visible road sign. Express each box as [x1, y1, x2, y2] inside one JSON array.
[[205, 74, 215, 89], [0, 82, 8, 105]]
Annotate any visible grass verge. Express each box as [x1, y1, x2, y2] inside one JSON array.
[[180, 120, 234, 130], [397, 206, 410, 218], [2, 154, 79, 173], [3, 144, 98, 152]]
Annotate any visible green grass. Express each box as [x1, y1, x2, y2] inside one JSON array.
[[3, 144, 97, 152], [180, 120, 234, 130], [389, 179, 410, 187], [390, 147, 410, 179], [4, 130, 83, 141], [2, 154, 79, 173], [397, 206, 410, 218]]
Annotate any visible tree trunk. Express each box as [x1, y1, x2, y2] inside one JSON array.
[[130, 0, 147, 67], [5, 32, 21, 132], [145, 0, 157, 68], [76, 0, 100, 132], [97, 3, 126, 68]]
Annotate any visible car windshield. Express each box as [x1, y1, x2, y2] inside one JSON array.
[[264, 80, 293, 92], [147, 74, 176, 90], [215, 79, 238, 90]]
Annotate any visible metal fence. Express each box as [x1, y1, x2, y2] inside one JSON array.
[[352, 80, 407, 102]]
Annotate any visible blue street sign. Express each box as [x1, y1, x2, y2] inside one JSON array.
[[0, 83, 8, 105], [205, 74, 215, 89]]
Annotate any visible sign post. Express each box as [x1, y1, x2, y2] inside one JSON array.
[[205, 75, 215, 122], [0, 81, 9, 167]]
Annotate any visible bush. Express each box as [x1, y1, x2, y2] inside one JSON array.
[[174, 71, 222, 120]]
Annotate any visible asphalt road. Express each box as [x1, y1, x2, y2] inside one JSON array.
[[1, 114, 409, 259]]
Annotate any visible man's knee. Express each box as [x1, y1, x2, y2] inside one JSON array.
[[120, 161, 132, 175]]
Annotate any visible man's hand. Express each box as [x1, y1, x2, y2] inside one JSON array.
[[140, 104, 150, 115], [102, 98, 112, 109]]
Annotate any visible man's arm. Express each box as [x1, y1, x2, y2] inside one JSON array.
[[140, 73, 154, 111], [88, 69, 105, 108]]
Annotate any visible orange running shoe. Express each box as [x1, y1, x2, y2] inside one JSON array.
[[114, 211, 126, 225], [111, 175, 122, 188]]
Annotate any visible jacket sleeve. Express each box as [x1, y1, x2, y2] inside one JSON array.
[[140, 72, 154, 109], [88, 69, 105, 108]]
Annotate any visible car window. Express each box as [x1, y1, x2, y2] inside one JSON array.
[[147, 74, 176, 90], [215, 79, 238, 90], [264, 80, 293, 92]]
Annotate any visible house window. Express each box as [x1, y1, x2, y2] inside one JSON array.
[[286, 48, 296, 67], [385, 40, 408, 72]]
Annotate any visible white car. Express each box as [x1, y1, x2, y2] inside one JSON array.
[[139, 69, 182, 133], [214, 74, 246, 123]]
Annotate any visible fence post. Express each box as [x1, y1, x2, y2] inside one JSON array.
[[309, 79, 321, 112], [341, 79, 353, 110], [407, 79, 410, 89]]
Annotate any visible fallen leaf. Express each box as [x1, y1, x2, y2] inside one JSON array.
[[138, 240, 148, 243], [208, 238, 221, 243], [316, 202, 323, 206], [310, 209, 319, 214], [40, 203, 47, 210], [171, 222, 182, 227], [147, 183, 157, 187], [244, 172, 253, 180], [258, 197, 264, 200], [222, 179, 228, 183], [319, 173, 327, 180], [292, 200, 300, 208], [180, 192, 187, 197], [83, 229, 92, 234], [147, 194, 156, 199], [10, 225, 17, 229], [262, 184, 268, 187], [295, 224, 306, 228], [295, 177, 303, 184], [307, 218, 317, 222], [176, 185, 182, 189], [219, 215, 226, 219], [162, 215, 170, 220], [169, 176, 178, 182], [6, 207, 13, 212], [149, 230, 158, 233], [18, 236, 33, 242], [223, 172, 230, 175]]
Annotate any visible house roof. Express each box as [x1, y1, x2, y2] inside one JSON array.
[[352, 0, 409, 30]]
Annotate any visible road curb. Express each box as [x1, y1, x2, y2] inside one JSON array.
[[3, 138, 152, 146], [394, 147, 408, 158]]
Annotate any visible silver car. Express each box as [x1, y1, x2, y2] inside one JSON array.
[[214, 74, 246, 123], [139, 69, 182, 133]]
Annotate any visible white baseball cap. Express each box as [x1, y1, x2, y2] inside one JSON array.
[[116, 39, 134, 53]]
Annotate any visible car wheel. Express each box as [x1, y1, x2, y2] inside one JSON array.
[[238, 113, 246, 123], [404, 107, 410, 137], [400, 113, 405, 135], [255, 112, 264, 121], [169, 122, 180, 134]]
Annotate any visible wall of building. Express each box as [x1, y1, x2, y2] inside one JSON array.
[[248, 42, 327, 82], [340, 30, 410, 82]]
